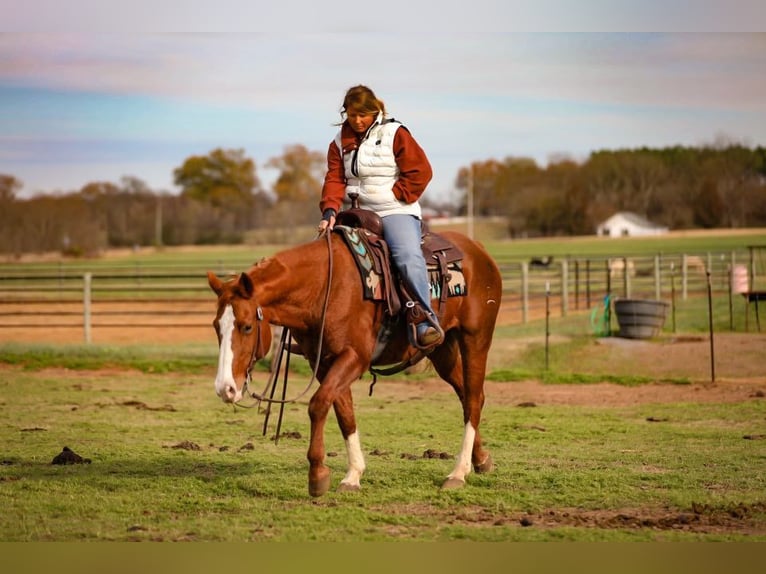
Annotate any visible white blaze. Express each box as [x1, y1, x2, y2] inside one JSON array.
[[214, 305, 239, 401]]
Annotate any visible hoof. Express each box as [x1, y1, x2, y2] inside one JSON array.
[[474, 453, 494, 474], [309, 468, 331, 497], [337, 482, 361, 493], [441, 477, 466, 490]]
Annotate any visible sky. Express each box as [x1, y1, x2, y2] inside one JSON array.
[[2, 5, 766, 202]]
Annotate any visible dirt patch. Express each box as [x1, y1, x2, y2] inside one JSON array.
[[590, 334, 766, 381], [369, 501, 766, 536], [51, 446, 91, 465], [0, 295, 551, 345], [484, 331, 766, 387], [376, 332, 766, 406], [2, 329, 765, 408], [374, 376, 766, 408], [0, 300, 214, 345], [165, 440, 201, 451]]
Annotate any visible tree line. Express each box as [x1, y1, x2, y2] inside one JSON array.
[[1, 142, 764, 256], [455, 143, 766, 237]]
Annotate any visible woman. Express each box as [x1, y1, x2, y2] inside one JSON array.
[[318, 85, 444, 350]]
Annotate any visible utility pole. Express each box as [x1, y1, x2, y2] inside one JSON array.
[[154, 194, 163, 248], [466, 164, 474, 240]]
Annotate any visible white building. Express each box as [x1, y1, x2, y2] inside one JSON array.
[[596, 211, 669, 238]]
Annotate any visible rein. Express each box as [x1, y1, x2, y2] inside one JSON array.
[[235, 230, 334, 440]]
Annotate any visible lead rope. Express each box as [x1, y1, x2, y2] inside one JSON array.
[[240, 230, 334, 440], [260, 325, 292, 442]]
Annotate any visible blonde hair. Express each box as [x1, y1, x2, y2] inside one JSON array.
[[338, 85, 386, 122]]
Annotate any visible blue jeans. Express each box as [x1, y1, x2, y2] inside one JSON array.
[[382, 214, 436, 318]]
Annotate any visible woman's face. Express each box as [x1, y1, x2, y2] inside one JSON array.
[[346, 108, 377, 134]]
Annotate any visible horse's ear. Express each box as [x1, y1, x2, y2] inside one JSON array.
[[207, 271, 224, 296], [237, 272, 254, 299]]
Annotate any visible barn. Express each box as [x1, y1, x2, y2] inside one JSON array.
[[596, 212, 669, 238]]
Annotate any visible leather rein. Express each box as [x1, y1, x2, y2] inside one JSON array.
[[234, 230, 334, 441]]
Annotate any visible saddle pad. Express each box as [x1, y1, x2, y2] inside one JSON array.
[[428, 261, 467, 299], [334, 225, 384, 301]]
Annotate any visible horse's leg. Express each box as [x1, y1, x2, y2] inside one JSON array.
[[333, 388, 366, 492], [428, 331, 493, 489], [306, 349, 365, 497]]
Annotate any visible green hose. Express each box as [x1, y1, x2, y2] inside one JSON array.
[[590, 294, 612, 337]]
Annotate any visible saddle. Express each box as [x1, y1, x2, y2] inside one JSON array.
[[334, 207, 466, 322]]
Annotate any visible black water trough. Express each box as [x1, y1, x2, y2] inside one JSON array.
[[613, 298, 669, 339]]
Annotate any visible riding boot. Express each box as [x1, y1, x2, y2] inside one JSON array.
[[381, 214, 444, 350], [405, 301, 445, 350], [416, 318, 444, 349]]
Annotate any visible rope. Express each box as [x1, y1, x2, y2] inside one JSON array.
[[590, 293, 612, 337], [243, 228, 334, 409]]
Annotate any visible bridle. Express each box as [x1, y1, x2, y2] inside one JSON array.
[[232, 229, 334, 440]]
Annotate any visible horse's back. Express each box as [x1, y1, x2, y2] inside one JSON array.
[[433, 231, 502, 331], [438, 231, 502, 284]]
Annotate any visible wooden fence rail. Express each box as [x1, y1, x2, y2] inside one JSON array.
[[0, 250, 757, 344]]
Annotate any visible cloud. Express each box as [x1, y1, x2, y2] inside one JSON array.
[[2, 34, 764, 109], [1, 33, 764, 197]]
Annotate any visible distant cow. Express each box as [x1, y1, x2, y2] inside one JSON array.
[[608, 258, 636, 279], [530, 256, 554, 269], [685, 255, 707, 275]]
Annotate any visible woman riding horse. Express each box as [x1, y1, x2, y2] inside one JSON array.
[[208, 227, 502, 496], [318, 85, 444, 350]]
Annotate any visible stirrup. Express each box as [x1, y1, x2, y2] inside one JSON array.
[[408, 311, 444, 351]]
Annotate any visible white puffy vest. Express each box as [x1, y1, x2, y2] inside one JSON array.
[[334, 115, 421, 219]]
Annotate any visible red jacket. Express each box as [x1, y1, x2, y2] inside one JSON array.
[[319, 120, 433, 215]]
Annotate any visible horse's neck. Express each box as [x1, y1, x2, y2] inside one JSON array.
[[250, 242, 327, 328]]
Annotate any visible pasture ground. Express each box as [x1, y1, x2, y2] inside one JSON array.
[[1, 328, 764, 542], [2, 233, 765, 545]]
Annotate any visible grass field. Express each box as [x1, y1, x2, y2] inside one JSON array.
[[1, 310, 764, 542], [1, 355, 764, 542], [1, 228, 765, 543], [3, 225, 765, 267]]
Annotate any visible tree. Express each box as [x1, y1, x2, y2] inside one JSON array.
[[267, 144, 325, 203], [0, 174, 21, 203], [455, 158, 541, 218], [693, 179, 724, 228], [173, 148, 266, 241], [546, 159, 590, 235], [174, 148, 260, 206], [265, 144, 325, 225]]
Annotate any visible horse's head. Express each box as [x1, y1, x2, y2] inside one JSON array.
[[207, 271, 272, 404]]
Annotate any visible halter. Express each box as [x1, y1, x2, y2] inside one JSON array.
[[234, 230, 335, 442]]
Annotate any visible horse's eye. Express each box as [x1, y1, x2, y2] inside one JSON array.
[[242, 324, 254, 335]]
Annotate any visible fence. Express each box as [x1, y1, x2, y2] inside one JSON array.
[[0, 249, 761, 344], [499, 249, 764, 331]]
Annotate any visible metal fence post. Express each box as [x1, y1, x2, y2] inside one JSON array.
[[623, 256, 631, 299], [83, 272, 92, 344], [560, 259, 569, 317], [521, 261, 529, 324], [654, 255, 661, 300]]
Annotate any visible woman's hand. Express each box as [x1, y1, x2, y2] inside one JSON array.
[[317, 213, 336, 236]]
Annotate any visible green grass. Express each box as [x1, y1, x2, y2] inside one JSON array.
[[1, 347, 764, 541], [481, 230, 766, 259], [3, 227, 764, 269], [0, 342, 217, 373], [1, 229, 765, 541]]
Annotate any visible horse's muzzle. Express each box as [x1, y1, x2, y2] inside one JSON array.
[[217, 382, 243, 404]]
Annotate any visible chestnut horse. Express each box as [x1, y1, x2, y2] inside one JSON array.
[[207, 229, 502, 497]]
